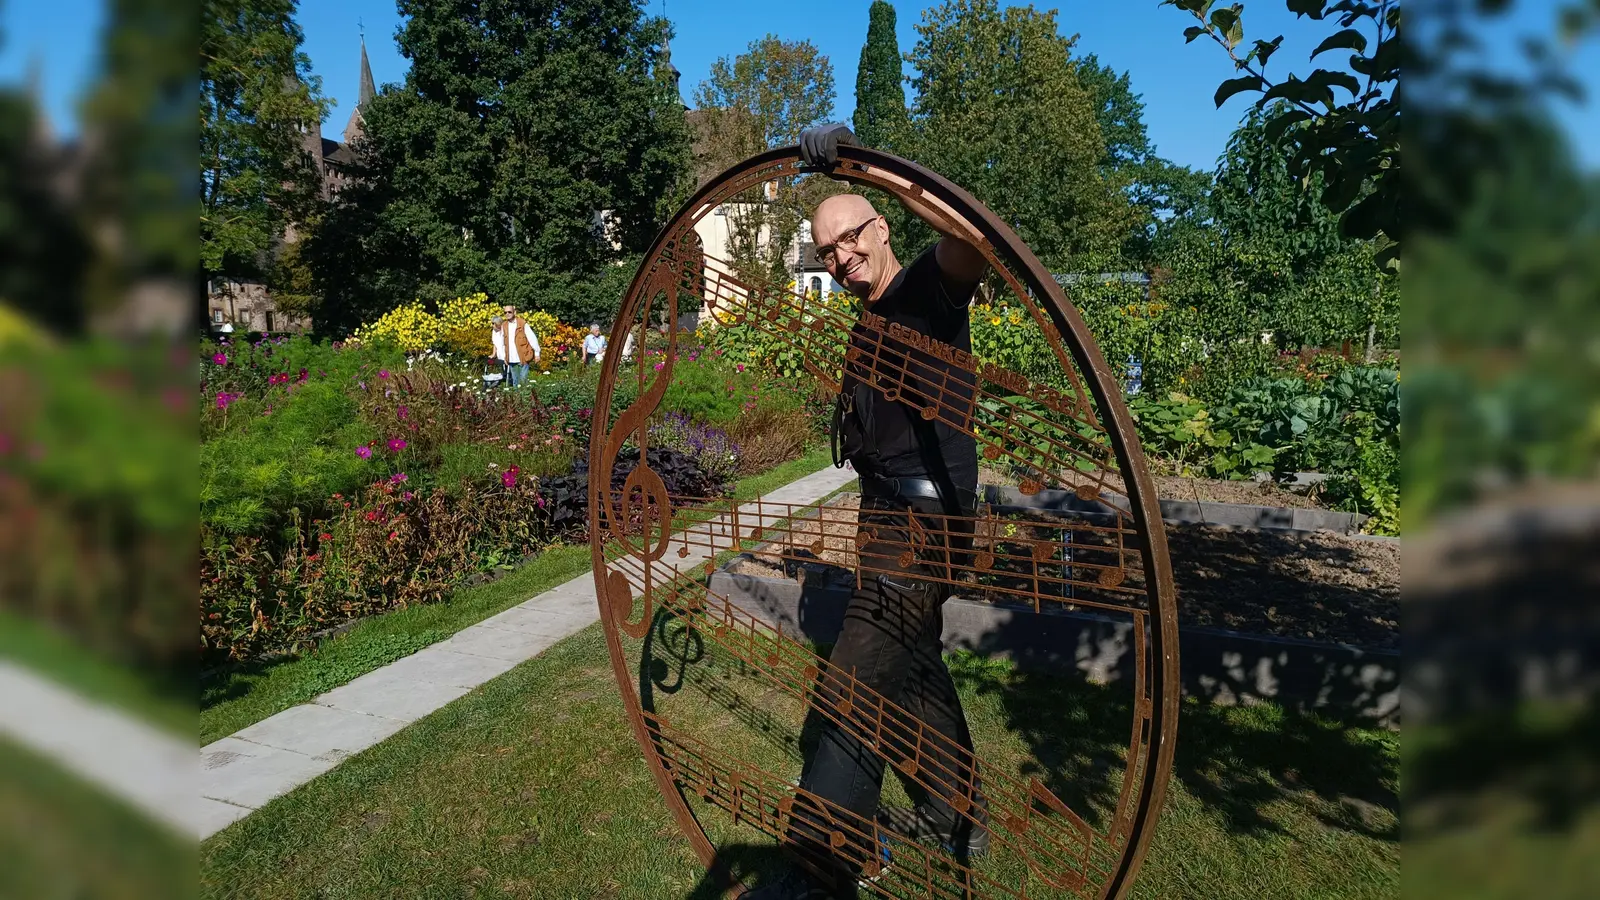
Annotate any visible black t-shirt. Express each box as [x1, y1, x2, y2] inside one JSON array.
[[837, 246, 979, 490]]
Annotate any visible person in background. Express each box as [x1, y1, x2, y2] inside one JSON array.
[[492, 304, 541, 387], [583, 323, 607, 364]]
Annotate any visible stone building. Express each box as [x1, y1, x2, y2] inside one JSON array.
[[207, 37, 377, 335]]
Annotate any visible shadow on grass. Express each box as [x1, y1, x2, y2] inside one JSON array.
[[949, 655, 1398, 841]]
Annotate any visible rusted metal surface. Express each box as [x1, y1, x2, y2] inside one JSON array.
[[588, 147, 1179, 898]]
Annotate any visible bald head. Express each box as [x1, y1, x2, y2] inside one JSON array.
[[812, 194, 897, 300]]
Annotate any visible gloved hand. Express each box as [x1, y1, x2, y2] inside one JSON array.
[[799, 122, 857, 168]]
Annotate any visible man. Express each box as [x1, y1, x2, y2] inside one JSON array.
[[491, 304, 541, 387], [583, 323, 607, 364], [748, 124, 990, 899]]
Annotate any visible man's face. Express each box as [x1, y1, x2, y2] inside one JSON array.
[[812, 207, 889, 299], [502, 306, 515, 318]]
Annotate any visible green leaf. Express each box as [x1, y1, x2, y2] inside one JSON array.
[[1214, 74, 1265, 108], [1184, 25, 1206, 43], [1287, 0, 1327, 18], [1311, 28, 1368, 59], [1209, 5, 1243, 47], [1252, 35, 1285, 67]]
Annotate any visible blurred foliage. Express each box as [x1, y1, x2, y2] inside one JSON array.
[[0, 340, 193, 672]]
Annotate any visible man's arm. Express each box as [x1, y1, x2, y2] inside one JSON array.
[[897, 190, 988, 287], [525, 323, 541, 361]]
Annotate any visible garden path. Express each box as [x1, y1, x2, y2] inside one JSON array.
[[0, 661, 196, 835], [198, 463, 857, 839]]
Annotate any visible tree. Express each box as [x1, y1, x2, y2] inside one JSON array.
[[200, 0, 327, 289], [310, 0, 692, 334], [897, 0, 1136, 268], [853, 0, 907, 150], [1162, 0, 1399, 263], [692, 36, 837, 287], [1073, 51, 1212, 259]]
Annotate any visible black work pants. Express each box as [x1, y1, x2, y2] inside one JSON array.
[[788, 493, 979, 887]]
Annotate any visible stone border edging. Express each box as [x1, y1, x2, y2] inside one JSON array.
[[982, 485, 1370, 535]]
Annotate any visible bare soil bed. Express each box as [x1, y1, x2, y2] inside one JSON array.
[[729, 492, 1398, 650], [979, 465, 1331, 510]]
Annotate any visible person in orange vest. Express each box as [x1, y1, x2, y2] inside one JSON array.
[[492, 304, 542, 387]]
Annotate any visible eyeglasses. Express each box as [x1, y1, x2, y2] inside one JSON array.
[[814, 216, 882, 267]]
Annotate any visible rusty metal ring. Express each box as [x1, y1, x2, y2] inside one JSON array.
[[588, 146, 1179, 899]]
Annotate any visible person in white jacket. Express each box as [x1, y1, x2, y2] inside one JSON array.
[[491, 304, 542, 387]]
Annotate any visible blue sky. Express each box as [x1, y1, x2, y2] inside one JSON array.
[[2, 0, 1596, 171]]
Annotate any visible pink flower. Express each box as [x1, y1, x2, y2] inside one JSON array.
[[378, 369, 390, 379], [298, 368, 309, 382], [388, 530, 398, 540], [355, 445, 373, 460], [403, 491, 413, 501], [535, 495, 546, 508], [390, 472, 408, 484], [387, 438, 407, 452], [212, 352, 228, 366], [653, 362, 664, 371], [397, 405, 409, 420], [736, 364, 745, 373], [500, 465, 521, 488]]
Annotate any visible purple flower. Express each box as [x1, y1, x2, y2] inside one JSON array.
[[298, 368, 309, 382], [358, 381, 367, 391], [212, 352, 228, 366], [355, 445, 373, 460], [403, 491, 414, 501], [397, 405, 409, 420], [387, 438, 408, 453], [378, 369, 391, 379], [390, 472, 408, 484]]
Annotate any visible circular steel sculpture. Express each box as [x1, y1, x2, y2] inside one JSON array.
[[588, 147, 1179, 898]]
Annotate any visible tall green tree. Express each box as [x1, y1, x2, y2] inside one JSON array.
[[898, 0, 1136, 269], [853, 0, 907, 150], [311, 0, 691, 332], [1073, 51, 1212, 259], [692, 35, 836, 287], [200, 0, 327, 289]]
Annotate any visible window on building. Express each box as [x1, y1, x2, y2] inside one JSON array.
[[212, 309, 224, 324], [265, 312, 275, 332], [809, 276, 822, 296]]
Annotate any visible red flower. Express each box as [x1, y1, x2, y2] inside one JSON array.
[[319, 532, 332, 541], [365, 511, 378, 521], [388, 530, 398, 540]]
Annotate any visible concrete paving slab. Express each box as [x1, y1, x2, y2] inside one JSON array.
[[0, 662, 197, 836], [199, 796, 254, 838], [480, 605, 596, 638], [376, 647, 519, 689], [442, 623, 562, 661], [231, 703, 408, 761], [200, 737, 335, 811], [316, 668, 471, 722]]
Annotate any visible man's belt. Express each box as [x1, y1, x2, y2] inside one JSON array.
[[859, 474, 978, 514]]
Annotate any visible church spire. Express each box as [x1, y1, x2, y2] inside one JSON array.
[[357, 31, 375, 108], [343, 30, 375, 146]]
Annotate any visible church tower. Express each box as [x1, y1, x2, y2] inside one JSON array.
[[342, 34, 377, 146]]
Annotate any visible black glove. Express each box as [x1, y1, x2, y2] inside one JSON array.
[[799, 122, 857, 168]]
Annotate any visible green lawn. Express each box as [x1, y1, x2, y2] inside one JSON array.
[[201, 620, 1398, 899], [1, 736, 194, 900], [0, 610, 191, 739], [200, 446, 838, 745]]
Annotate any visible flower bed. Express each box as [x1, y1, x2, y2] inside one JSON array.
[[198, 330, 830, 666]]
